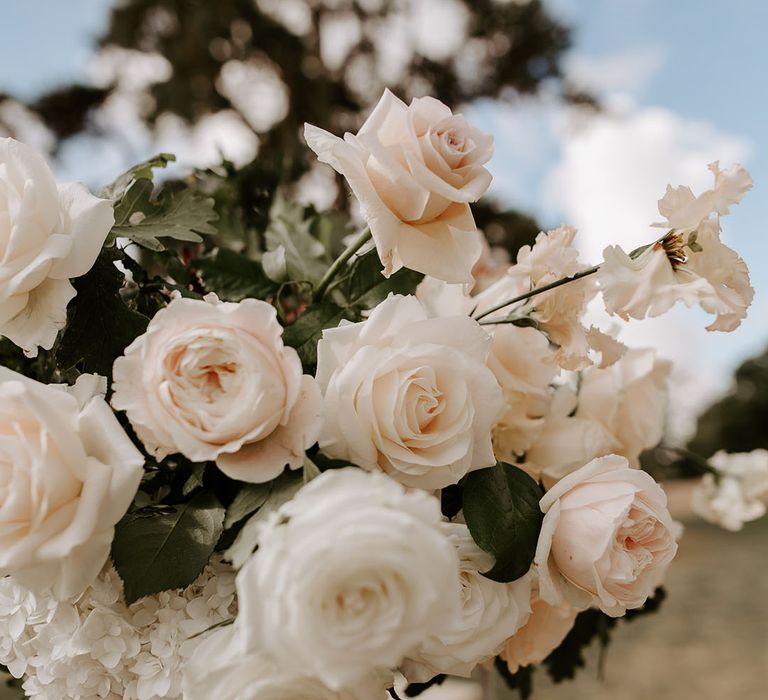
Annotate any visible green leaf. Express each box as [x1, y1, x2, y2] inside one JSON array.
[[303, 455, 321, 483], [57, 251, 149, 376], [224, 482, 273, 529], [182, 463, 206, 497], [110, 184, 218, 251], [282, 302, 353, 368], [111, 491, 225, 604], [191, 248, 279, 301], [224, 471, 303, 568], [462, 462, 544, 583], [265, 194, 327, 284], [98, 153, 176, 201], [339, 248, 423, 309]]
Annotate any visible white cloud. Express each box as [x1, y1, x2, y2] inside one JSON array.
[[565, 46, 666, 96]]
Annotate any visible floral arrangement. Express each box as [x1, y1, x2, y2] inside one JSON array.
[[0, 89, 760, 700]]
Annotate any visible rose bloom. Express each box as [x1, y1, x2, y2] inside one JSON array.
[[234, 468, 461, 690], [0, 369, 143, 599], [501, 597, 578, 674], [316, 294, 503, 490], [523, 348, 670, 486], [488, 325, 558, 463], [600, 162, 753, 332], [535, 455, 679, 617], [0, 138, 114, 354], [112, 293, 322, 484], [691, 449, 768, 531], [305, 89, 493, 283], [401, 522, 532, 682], [184, 625, 387, 700]]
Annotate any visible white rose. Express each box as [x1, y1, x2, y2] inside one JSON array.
[[183, 625, 389, 700], [401, 522, 532, 681], [534, 455, 679, 617], [112, 293, 322, 483], [0, 368, 143, 599], [316, 295, 503, 490], [599, 162, 753, 332], [234, 468, 462, 690], [500, 598, 578, 674], [305, 89, 493, 283], [0, 137, 114, 355], [691, 449, 768, 531]]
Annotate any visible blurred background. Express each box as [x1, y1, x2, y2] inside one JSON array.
[[1, 1, 766, 698]]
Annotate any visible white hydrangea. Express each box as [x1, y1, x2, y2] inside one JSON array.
[[0, 558, 236, 700], [691, 449, 768, 531]]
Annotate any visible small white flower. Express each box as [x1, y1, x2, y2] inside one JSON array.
[[691, 449, 768, 531]]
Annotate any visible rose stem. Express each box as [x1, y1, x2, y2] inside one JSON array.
[[473, 264, 600, 322], [313, 227, 372, 301]]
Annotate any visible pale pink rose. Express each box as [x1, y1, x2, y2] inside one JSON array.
[[534, 455, 679, 617], [0, 138, 114, 355], [489, 325, 558, 462], [316, 295, 503, 490], [473, 226, 600, 370], [522, 349, 670, 485], [599, 162, 753, 332], [112, 294, 322, 483], [304, 89, 493, 283], [501, 598, 578, 673], [0, 368, 143, 599], [521, 385, 617, 486]]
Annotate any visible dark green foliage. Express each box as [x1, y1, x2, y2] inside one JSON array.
[[462, 462, 544, 582], [282, 302, 354, 368], [57, 251, 150, 377], [495, 657, 533, 700], [191, 248, 279, 301], [404, 675, 446, 697], [111, 491, 225, 604]]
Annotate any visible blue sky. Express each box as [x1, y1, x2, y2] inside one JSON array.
[[1, 0, 766, 432]]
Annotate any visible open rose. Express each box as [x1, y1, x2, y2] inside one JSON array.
[[534, 455, 678, 617], [112, 294, 322, 483], [402, 522, 532, 681], [305, 89, 493, 283], [0, 138, 114, 355], [0, 369, 143, 599], [316, 294, 503, 490], [234, 468, 461, 690]]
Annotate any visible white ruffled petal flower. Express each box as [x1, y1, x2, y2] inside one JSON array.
[[599, 163, 753, 332]]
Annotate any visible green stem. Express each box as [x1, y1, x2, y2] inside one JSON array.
[[473, 264, 600, 322], [660, 445, 719, 476], [313, 228, 372, 301]]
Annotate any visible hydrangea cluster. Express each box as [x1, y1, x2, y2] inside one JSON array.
[[0, 559, 236, 700]]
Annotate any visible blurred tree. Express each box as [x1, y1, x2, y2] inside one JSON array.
[[0, 0, 592, 256], [687, 348, 768, 458]]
